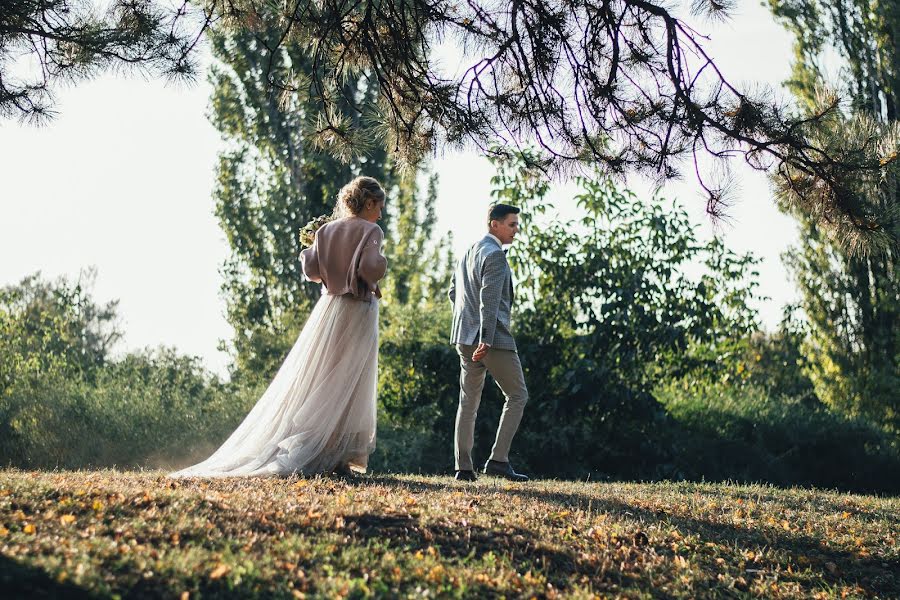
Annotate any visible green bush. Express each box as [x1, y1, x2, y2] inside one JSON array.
[[657, 380, 900, 494], [373, 301, 458, 473], [369, 152, 900, 494], [475, 151, 760, 479], [1, 348, 259, 470], [740, 306, 817, 401]]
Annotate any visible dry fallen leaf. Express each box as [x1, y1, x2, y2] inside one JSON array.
[[427, 565, 445, 582], [209, 564, 230, 579]]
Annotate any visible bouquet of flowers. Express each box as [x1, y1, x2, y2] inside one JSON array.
[[299, 214, 334, 248]]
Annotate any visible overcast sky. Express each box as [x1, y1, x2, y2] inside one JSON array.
[[0, 2, 799, 376]]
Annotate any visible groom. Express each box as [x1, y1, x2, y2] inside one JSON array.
[[448, 203, 529, 482]]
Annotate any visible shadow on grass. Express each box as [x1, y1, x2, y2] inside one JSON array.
[[342, 511, 597, 582], [0, 555, 96, 599], [347, 474, 899, 596]]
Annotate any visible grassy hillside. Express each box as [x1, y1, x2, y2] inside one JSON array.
[[0, 470, 897, 598]]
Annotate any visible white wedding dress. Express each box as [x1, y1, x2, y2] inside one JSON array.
[[170, 292, 379, 478]]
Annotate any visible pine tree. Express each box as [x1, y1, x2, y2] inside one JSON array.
[[9, 2, 900, 246], [1, 1, 206, 121], [196, 0, 900, 246]]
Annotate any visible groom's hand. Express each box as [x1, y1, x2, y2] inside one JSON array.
[[472, 342, 491, 361]]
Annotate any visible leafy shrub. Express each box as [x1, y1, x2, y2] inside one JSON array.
[[740, 306, 817, 401], [2, 347, 259, 469], [483, 152, 760, 478], [657, 380, 900, 493], [0, 272, 259, 470], [373, 301, 458, 473]]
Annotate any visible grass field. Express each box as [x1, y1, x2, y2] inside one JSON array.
[[1, 470, 897, 598]]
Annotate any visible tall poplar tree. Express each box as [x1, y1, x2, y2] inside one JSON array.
[[769, 0, 899, 430], [207, 19, 396, 381], [207, 11, 452, 383]]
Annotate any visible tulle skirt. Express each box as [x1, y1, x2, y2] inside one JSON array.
[[170, 293, 379, 478]]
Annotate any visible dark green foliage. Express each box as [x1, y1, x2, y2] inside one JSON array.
[[658, 380, 900, 494], [742, 306, 817, 401], [781, 225, 900, 431], [373, 336, 457, 473], [0, 270, 120, 382], [2, 349, 258, 470], [0, 270, 119, 463], [494, 151, 761, 479]]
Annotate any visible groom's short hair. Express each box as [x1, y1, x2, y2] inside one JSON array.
[[488, 203, 520, 225]]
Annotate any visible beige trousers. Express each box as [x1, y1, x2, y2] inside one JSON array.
[[454, 344, 529, 471]]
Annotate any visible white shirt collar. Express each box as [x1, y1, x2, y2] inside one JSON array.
[[486, 233, 503, 247]]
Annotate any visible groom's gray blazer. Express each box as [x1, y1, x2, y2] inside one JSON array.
[[448, 235, 517, 352]]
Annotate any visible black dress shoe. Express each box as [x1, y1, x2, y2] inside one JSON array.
[[483, 460, 529, 482], [332, 464, 358, 478], [455, 470, 478, 481]]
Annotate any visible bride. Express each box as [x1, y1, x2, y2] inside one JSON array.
[[171, 176, 387, 477]]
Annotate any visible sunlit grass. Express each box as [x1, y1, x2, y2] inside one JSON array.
[[1, 470, 897, 598]]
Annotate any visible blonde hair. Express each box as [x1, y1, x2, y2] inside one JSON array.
[[334, 176, 386, 217]]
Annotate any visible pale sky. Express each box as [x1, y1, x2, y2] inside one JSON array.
[[0, 2, 798, 377]]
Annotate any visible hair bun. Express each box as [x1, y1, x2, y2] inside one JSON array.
[[335, 176, 385, 217]]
